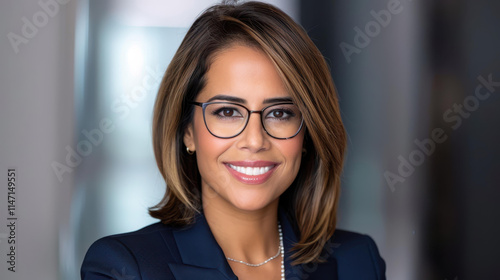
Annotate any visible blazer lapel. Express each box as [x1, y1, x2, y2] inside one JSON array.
[[171, 213, 237, 280]]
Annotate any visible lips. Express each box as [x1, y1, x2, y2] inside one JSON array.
[[224, 161, 279, 184]]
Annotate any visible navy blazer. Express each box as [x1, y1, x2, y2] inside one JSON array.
[[81, 210, 386, 279]]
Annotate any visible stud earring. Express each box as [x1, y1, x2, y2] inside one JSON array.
[[186, 147, 195, 155]]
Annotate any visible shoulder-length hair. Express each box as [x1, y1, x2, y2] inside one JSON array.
[[150, 1, 346, 265]]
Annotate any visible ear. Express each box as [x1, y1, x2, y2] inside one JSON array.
[[183, 123, 195, 152]]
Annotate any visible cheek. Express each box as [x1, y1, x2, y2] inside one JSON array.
[[275, 133, 305, 172]]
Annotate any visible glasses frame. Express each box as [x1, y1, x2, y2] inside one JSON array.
[[189, 101, 304, 140]]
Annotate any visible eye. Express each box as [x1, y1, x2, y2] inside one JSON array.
[[266, 108, 294, 120], [212, 107, 243, 118], [271, 110, 284, 118], [222, 108, 236, 117]]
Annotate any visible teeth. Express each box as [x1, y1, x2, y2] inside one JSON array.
[[228, 164, 273, 176]]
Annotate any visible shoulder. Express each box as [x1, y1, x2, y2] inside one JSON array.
[[328, 229, 386, 280], [81, 222, 180, 280], [83, 222, 175, 257]]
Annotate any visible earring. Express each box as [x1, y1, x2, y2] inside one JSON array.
[[302, 148, 307, 154], [186, 147, 195, 155]]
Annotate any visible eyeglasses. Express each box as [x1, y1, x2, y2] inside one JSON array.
[[190, 101, 304, 139]]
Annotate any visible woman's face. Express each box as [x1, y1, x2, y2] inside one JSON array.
[[184, 45, 304, 212]]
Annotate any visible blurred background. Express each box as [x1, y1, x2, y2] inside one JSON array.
[[1, 0, 499, 279]]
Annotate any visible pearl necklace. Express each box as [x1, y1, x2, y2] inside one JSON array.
[[226, 223, 285, 280]]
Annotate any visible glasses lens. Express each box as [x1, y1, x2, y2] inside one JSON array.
[[262, 104, 302, 138], [204, 103, 248, 138]]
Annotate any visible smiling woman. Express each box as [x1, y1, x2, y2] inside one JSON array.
[[81, 1, 386, 279]]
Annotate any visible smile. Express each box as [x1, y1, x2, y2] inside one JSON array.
[[224, 161, 279, 185], [227, 164, 273, 176]]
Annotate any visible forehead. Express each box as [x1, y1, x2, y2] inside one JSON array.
[[197, 45, 289, 104]]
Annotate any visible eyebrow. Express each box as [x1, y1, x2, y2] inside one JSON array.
[[263, 97, 293, 104], [206, 94, 293, 104], [206, 95, 246, 103]]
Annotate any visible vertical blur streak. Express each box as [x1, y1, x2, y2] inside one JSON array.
[[425, 1, 466, 278], [427, 0, 500, 279], [1, 0, 77, 279], [460, 0, 500, 275]]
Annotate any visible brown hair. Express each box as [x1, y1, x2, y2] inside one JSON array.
[[150, 1, 346, 265]]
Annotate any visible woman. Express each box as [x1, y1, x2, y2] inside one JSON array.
[[81, 1, 386, 279]]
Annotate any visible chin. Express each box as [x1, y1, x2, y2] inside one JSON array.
[[228, 192, 278, 212]]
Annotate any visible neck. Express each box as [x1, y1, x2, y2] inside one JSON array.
[[202, 191, 280, 264]]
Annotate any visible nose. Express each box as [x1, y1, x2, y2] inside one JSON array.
[[235, 112, 270, 152]]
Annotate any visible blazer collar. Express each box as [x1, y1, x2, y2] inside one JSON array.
[[171, 213, 237, 280], [170, 208, 335, 280]]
